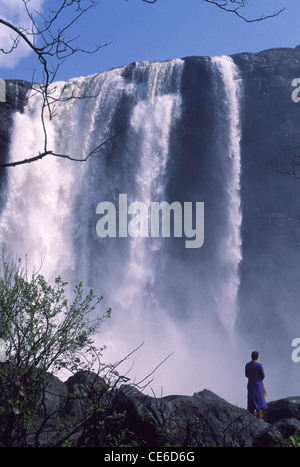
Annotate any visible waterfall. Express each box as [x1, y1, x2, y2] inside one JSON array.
[[0, 58, 190, 390], [0, 56, 246, 403], [210, 55, 243, 334], [114, 60, 183, 311]]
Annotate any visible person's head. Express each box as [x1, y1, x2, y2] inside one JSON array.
[[251, 351, 259, 361]]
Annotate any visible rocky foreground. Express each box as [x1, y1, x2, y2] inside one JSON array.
[[11, 370, 300, 447]]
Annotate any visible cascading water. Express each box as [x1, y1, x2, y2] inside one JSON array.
[[210, 56, 242, 334], [0, 56, 246, 404], [114, 61, 183, 313]]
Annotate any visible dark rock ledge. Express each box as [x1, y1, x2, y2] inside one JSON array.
[[2, 370, 298, 447]]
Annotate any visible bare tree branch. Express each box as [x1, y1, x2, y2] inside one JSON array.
[[0, 126, 128, 168], [203, 0, 285, 23], [140, 0, 286, 22], [0, 0, 111, 167]]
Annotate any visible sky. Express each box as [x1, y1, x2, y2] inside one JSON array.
[[0, 0, 299, 82]]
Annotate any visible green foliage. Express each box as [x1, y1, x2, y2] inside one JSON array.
[[0, 256, 110, 374], [0, 254, 112, 446], [275, 429, 300, 447], [289, 431, 300, 447], [0, 254, 159, 447], [74, 407, 141, 447]]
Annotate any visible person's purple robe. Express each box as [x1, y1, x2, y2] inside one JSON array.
[[245, 360, 268, 413]]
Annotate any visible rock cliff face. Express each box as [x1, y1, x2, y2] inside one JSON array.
[[233, 47, 300, 355], [1, 47, 300, 407], [0, 80, 30, 210], [0, 80, 29, 162], [164, 47, 300, 394]]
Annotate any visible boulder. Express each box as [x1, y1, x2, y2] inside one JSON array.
[[38, 372, 69, 418], [64, 370, 109, 418], [253, 418, 300, 447], [264, 397, 300, 424], [113, 385, 268, 447]]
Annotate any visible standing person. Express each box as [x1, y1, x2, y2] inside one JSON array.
[[245, 351, 268, 419]]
